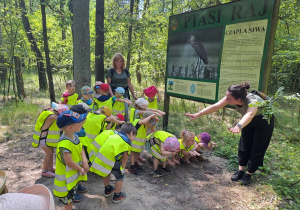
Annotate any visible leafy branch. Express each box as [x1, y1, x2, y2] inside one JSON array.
[[249, 87, 285, 124]]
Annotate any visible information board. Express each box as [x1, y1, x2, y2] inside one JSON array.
[[165, 0, 279, 103]]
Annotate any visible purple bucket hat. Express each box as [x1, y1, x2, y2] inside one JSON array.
[[200, 132, 211, 148]]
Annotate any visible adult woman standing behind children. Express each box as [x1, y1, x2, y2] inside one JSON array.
[[184, 82, 274, 185], [107, 53, 138, 120]]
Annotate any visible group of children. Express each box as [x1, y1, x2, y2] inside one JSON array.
[[32, 80, 216, 209]]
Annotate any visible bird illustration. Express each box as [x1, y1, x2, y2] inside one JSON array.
[[188, 35, 208, 78]]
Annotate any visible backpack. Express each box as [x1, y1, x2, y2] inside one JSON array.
[[107, 68, 130, 78], [250, 90, 270, 100]]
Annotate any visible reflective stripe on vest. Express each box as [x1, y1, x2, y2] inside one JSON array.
[[90, 134, 130, 177], [86, 133, 97, 140], [131, 119, 147, 152], [112, 109, 124, 114], [112, 99, 125, 115], [53, 139, 87, 197], [150, 144, 166, 160], [83, 113, 107, 144], [87, 130, 117, 163], [32, 110, 60, 148]]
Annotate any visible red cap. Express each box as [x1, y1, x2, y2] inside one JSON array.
[[144, 86, 157, 98], [116, 114, 125, 121], [100, 83, 109, 92]]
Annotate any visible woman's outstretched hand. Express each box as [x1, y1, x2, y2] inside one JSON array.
[[228, 126, 241, 134], [184, 113, 198, 121]]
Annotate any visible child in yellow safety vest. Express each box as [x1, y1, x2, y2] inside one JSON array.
[[61, 80, 79, 108], [90, 123, 137, 203], [93, 83, 113, 111], [141, 86, 162, 110], [77, 86, 94, 109], [83, 106, 124, 145], [177, 130, 202, 164], [146, 131, 180, 177], [112, 87, 132, 116], [32, 102, 69, 178], [106, 114, 125, 131], [54, 110, 89, 210], [130, 111, 158, 175], [194, 132, 217, 160], [130, 98, 165, 124]]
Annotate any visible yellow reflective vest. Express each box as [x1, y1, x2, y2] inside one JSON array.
[[129, 107, 142, 123], [61, 93, 78, 108], [94, 97, 113, 111], [112, 97, 125, 115], [32, 110, 60, 148], [87, 130, 118, 163], [83, 112, 107, 144], [179, 138, 195, 157], [145, 96, 158, 109], [131, 119, 147, 153], [146, 131, 173, 160], [53, 138, 87, 197], [90, 134, 131, 177]]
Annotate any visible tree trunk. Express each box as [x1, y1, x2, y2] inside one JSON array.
[[19, 0, 47, 91], [14, 56, 26, 99], [73, 0, 91, 93], [41, 0, 56, 102], [135, 0, 148, 85], [126, 0, 134, 70], [95, 0, 105, 82], [0, 22, 8, 100], [60, 0, 66, 40]]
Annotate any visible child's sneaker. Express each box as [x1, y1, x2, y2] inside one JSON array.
[[135, 162, 143, 171], [104, 185, 115, 197], [73, 193, 83, 202], [48, 167, 55, 173], [77, 184, 87, 193], [239, 173, 251, 186], [231, 170, 244, 181], [112, 192, 127, 203], [153, 169, 162, 177], [161, 167, 171, 172], [41, 170, 55, 178], [130, 165, 141, 175]]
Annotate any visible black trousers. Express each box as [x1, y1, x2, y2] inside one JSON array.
[[238, 115, 274, 173]]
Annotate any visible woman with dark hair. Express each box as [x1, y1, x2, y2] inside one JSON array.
[[184, 82, 274, 185]]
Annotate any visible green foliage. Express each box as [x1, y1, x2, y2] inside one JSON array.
[[270, 0, 300, 94], [249, 87, 285, 124]]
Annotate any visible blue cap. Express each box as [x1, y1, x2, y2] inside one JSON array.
[[115, 87, 125, 95], [56, 110, 87, 128]]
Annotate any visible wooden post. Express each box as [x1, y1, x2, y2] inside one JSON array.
[[262, 0, 281, 94], [163, 94, 170, 131]]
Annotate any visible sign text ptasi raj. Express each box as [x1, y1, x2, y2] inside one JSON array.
[[184, 0, 269, 28]]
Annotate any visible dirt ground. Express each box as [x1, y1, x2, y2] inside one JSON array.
[[0, 134, 279, 210]]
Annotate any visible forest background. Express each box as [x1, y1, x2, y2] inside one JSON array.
[[0, 0, 299, 209]]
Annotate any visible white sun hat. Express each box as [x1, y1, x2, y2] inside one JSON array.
[[0, 184, 55, 210]]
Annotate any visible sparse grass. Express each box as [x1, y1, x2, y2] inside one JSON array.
[[0, 73, 299, 208]]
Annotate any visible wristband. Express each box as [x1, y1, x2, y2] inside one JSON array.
[[237, 123, 242, 129]]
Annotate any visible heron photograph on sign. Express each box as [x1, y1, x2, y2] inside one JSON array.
[[167, 27, 223, 81]]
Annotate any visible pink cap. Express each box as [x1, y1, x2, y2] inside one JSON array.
[[51, 102, 69, 114], [144, 86, 157, 98]]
